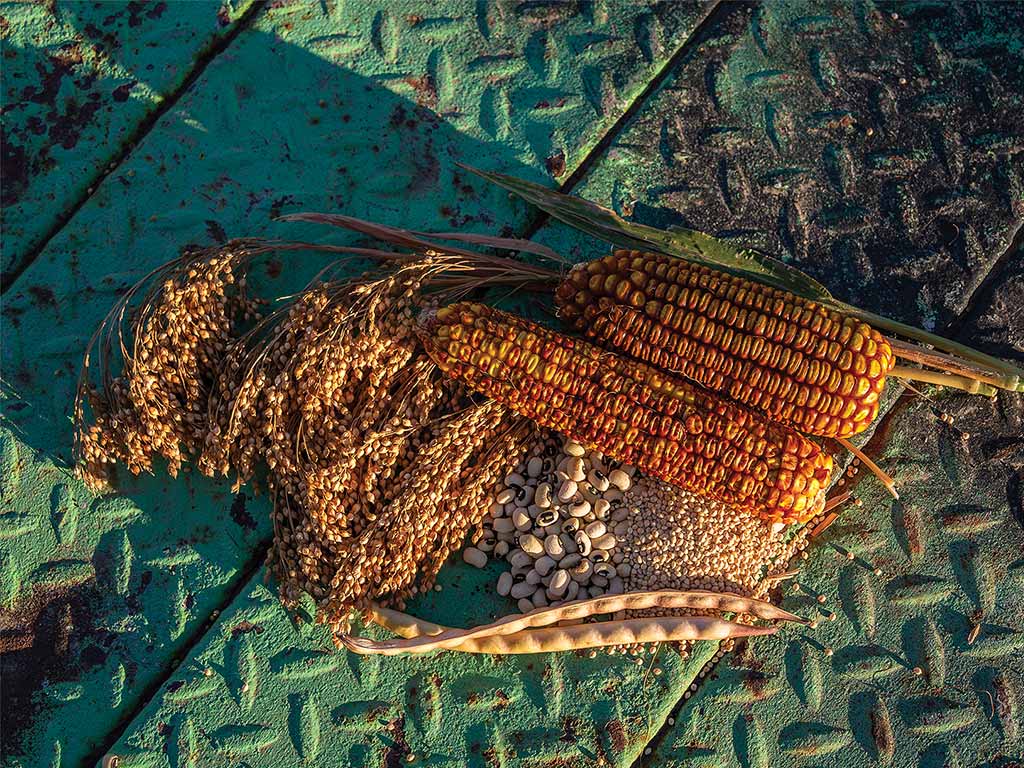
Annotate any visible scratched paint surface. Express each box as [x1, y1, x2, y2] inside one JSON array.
[[0, 2, 713, 766], [0, 0, 256, 277]]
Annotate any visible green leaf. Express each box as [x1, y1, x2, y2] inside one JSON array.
[[460, 164, 834, 302]]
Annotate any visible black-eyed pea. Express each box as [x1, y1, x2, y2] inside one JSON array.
[[536, 508, 559, 527], [593, 499, 611, 519], [512, 508, 532, 531], [519, 534, 544, 557], [557, 479, 578, 502], [525, 569, 542, 586], [559, 532, 577, 554], [515, 485, 535, 506], [535, 482, 553, 509], [517, 597, 534, 614], [608, 576, 624, 594], [608, 469, 632, 491], [531, 588, 548, 608], [592, 575, 609, 588], [505, 472, 526, 487], [547, 569, 570, 599], [584, 521, 606, 538], [476, 536, 496, 553], [563, 440, 585, 457], [510, 581, 535, 600], [561, 518, 580, 534], [496, 572, 513, 597], [463, 547, 488, 568], [590, 548, 610, 563], [544, 534, 566, 559], [493, 518, 516, 535], [527, 456, 544, 477], [559, 553, 582, 569], [496, 488, 515, 504], [535, 555, 556, 577], [490, 502, 505, 518], [568, 500, 591, 518], [575, 530, 592, 557], [494, 541, 510, 557], [508, 548, 532, 569], [592, 533, 617, 550], [566, 581, 580, 601], [593, 562, 616, 579], [570, 559, 593, 582], [587, 469, 610, 492]]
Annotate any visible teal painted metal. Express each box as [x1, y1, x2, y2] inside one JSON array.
[[0, 2, 712, 765], [651, 394, 1024, 766], [104, 559, 717, 767], [526, 0, 1024, 764], [0, 0, 256, 277]]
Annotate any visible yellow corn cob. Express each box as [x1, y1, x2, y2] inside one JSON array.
[[556, 250, 895, 439], [418, 302, 834, 525]]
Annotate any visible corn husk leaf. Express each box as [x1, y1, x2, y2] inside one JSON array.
[[460, 164, 835, 303]]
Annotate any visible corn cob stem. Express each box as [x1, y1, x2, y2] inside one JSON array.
[[887, 337, 1011, 390], [837, 304, 1024, 392], [890, 365, 998, 397], [836, 436, 898, 499]]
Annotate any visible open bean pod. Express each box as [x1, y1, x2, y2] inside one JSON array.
[[344, 615, 778, 655], [349, 589, 803, 656]]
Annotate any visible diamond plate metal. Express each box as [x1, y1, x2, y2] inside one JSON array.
[[104, 560, 717, 768], [539, 0, 1023, 330], [0, 0, 257, 276], [1, 2, 712, 765], [518, 1, 1023, 764], [649, 389, 1024, 767]]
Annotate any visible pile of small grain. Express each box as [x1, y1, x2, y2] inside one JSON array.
[[75, 245, 534, 637], [619, 478, 802, 600]]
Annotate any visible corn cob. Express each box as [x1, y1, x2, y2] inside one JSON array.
[[418, 303, 833, 525], [555, 250, 896, 439]]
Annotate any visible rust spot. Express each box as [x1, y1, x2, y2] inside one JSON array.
[[546, 150, 566, 177], [230, 493, 256, 530], [230, 621, 263, 638], [382, 716, 410, 768], [111, 81, 136, 102], [403, 75, 437, 108], [27, 285, 57, 309], [606, 719, 625, 753]]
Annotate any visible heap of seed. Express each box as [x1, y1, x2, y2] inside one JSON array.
[[463, 434, 635, 613], [76, 243, 263, 490], [619, 478, 795, 599], [75, 247, 536, 638]]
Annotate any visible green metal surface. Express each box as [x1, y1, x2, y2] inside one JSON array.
[[1, 2, 712, 765], [2, 1, 1022, 766], [1, 0, 256, 278], [525, 0, 1024, 764]]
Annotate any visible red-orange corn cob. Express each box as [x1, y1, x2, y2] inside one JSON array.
[[556, 251, 895, 439], [418, 302, 834, 525]]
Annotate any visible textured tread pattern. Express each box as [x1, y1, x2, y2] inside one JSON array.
[[0, 2, 711, 765], [0, 0, 257, 274]]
